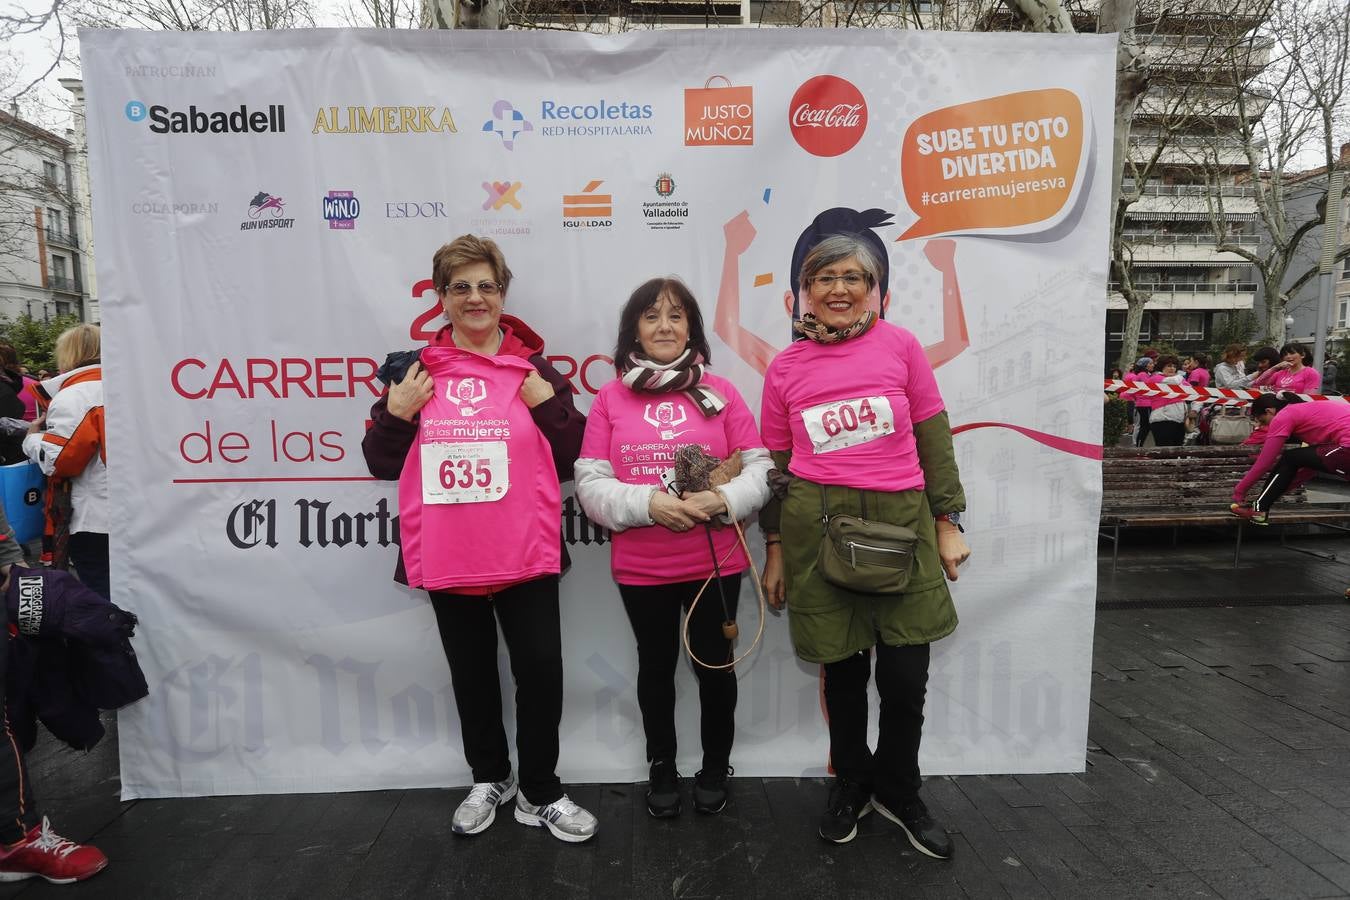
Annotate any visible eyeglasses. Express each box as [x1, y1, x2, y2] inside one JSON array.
[[808, 272, 869, 291], [444, 280, 502, 298]]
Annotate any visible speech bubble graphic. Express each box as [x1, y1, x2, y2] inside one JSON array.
[[898, 88, 1087, 240]]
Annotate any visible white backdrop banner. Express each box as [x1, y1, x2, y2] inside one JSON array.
[[80, 27, 1113, 798]]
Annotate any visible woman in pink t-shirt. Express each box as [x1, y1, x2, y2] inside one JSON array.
[[575, 278, 770, 819], [1252, 342, 1320, 395], [1231, 393, 1350, 524], [759, 232, 970, 857]]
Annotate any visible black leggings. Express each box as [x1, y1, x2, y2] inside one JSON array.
[[1134, 407, 1152, 446], [1253, 445, 1350, 512], [618, 574, 740, 771], [1150, 420, 1186, 447]]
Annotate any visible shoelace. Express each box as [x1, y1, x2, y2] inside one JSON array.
[[461, 783, 497, 809], [29, 818, 77, 859], [547, 797, 580, 816]]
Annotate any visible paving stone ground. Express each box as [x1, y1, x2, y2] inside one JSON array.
[[3, 533, 1348, 899]]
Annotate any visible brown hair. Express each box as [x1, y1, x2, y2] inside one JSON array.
[[431, 235, 513, 296], [55, 324, 100, 373], [0, 341, 18, 375], [1222, 343, 1247, 364]]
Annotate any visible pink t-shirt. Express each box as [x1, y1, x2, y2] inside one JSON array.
[[1255, 366, 1320, 394], [398, 347, 561, 591], [581, 373, 762, 585], [1233, 402, 1350, 499], [760, 321, 945, 492], [1188, 367, 1210, 389], [1130, 372, 1159, 409]]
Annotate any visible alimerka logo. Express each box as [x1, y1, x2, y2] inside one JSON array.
[[789, 75, 868, 158], [312, 106, 458, 134]]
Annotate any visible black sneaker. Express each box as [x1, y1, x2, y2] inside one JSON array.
[[693, 765, 732, 814], [646, 759, 682, 818], [818, 778, 873, 844], [873, 796, 953, 859]]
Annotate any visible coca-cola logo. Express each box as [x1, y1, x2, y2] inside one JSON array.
[[788, 75, 868, 158]]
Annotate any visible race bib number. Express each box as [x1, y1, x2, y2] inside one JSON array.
[[421, 441, 510, 504], [801, 396, 895, 454]]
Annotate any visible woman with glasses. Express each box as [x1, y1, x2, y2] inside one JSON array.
[[759, 231, 970, 856], [361, 234, 597, 843], [574, 277, 771, 820]]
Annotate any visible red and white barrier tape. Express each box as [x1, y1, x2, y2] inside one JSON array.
[[1103, 379, 1348, 406]]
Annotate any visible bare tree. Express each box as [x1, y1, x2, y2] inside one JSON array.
[[1203, 0, 1349, 344]]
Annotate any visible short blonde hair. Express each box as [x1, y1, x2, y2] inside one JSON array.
[[55, 324, 100, 373], [431, 235, 513, 296]]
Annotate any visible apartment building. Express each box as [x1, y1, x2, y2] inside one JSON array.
[[0, 106, 92, 323]]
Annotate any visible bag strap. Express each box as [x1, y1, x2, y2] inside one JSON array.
[[820, 481, 869, 521]]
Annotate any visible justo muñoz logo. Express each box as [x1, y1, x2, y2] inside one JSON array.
[[788, 75, 868, 158]]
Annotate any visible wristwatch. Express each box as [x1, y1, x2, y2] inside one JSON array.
[[935, 512, 964, 533]]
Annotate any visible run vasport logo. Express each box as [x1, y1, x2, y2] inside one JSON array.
[[684, 76, 753, 147], [643, 173, 688, 232], [312, 106, 458, 134], [562, 180, 612, 229], [125, 100, 285, 135], [241, 192, 295, 231], [482, 100, 533, 150], [788, 75, 868, 158], [322, 191, 360, 230]]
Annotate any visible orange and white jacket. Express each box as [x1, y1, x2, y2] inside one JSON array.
[[22, 364, 107, 535]]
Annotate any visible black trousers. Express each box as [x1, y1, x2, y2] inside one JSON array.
[[69, 531, 110, 601], [429, 575, 563, 806], [823, 642, 930, 807], [0, 593, 38, 843], [1134, 407, 1152, 446], [1254, 445, 1350, 512], [619, 574, 740, 772], [1150, 420, 1186, 447]]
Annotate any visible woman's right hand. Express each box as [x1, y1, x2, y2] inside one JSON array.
[[762, 543, 786, 610], [649, 491, 707, 533], [387, 361, 434, 422]]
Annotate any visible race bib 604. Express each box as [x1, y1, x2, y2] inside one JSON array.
[[421, 441, 510, 504], [801, 396, 895, 454]]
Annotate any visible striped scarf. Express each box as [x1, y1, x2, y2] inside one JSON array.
[[793, 310, 877, 344], [621, 350, 727, 418]]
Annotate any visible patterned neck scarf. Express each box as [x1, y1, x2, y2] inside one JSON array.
[[621, 349, 726, 418], [793, 310, 878, 344]]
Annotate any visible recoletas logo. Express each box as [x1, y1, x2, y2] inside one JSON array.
[[482, 100, 533, 150], [241, 192, 295, 231], [126, 100, 286, 134]]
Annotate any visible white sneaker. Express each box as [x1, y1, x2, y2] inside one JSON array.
[[451, 773, 517, 835], [513, 793, 598, 843]]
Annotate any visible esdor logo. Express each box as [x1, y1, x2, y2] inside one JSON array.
[[789, 75, 868, 158]]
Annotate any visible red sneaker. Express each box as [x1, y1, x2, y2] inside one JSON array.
[[1229, 503, 1269, 525], [38, 551, 53, 567], [0, 817, 108, 883]]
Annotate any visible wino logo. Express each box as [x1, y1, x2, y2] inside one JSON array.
[[482, 100, 533, 150], [562, 181, 612, 230], [322, 191, 360, 230], [482, 181, 523, 211]]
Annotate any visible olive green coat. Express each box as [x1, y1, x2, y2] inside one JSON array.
[[760, 411, 965, 664]]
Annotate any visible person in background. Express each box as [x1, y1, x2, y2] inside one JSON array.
[[23, 326, 106, 599], [1146, 356, 1189, 447], [1131, 357, 1158, 447], [1231, 393, 1350, 525], [1214, 344, 1251, 389], [1184, 352, 1212, 441], [1252, 342, 1319, 395], [1323, 358, 1339, 394], [575, 277, 771, 819], [0, 344, 30, 463]]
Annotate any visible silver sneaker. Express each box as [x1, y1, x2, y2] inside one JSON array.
[[513, 793, 598, 843], [451, 773, 517, 835]]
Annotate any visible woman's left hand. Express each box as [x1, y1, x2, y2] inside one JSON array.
[[26, 415, 44, 435], [681, 490, 727, 520], [936, 525, 971, 581], [519, 371, 555, 408]]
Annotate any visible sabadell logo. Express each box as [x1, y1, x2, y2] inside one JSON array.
[[788, 76, 867, 158]]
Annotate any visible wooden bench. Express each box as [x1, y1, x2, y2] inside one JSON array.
[[1100, 445, 1350, 569]]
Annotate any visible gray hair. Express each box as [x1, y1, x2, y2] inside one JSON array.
[[798, 233, 883, 294]]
